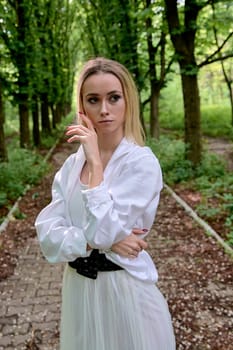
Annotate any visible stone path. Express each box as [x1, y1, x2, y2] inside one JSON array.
[[0, 239, 63, 349], [0, 142, 75, 350]]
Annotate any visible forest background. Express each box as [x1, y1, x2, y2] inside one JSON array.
[[0, 0, 233, 248]]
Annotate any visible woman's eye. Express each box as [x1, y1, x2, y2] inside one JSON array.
[[109, 94, 121, 103], [87, 97, 98, 104]]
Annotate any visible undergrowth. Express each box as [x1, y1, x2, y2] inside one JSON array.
[[0, 148, 49, 217], [148, 136, 233, 246], [0, 113, 74, 215]]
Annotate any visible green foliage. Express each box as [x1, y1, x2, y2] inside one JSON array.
[[0, 0, 78, 146], [148, 135, 229, 185], [148, 134, 233, 246], [224, 194, 233, 244], [196, 152, 227, 179], [0, 112, 73, 211], [201, 105, 233, 138], [0, 192, 7, 207], [13, 208, 27, 220], [0, 148, 49, 207], [195, 205, 221, 218], [147, 136, 194, 184], [40, 112, 74, 149]]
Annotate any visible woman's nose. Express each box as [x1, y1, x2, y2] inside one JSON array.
[[100, 100, 109, 116]]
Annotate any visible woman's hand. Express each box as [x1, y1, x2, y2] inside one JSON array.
[[110, 228, 148, 258], [66, 113, 103, 188], [66, 113, 100, 165]]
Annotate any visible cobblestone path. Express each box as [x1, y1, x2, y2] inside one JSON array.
[[0, 239, 63, 349]]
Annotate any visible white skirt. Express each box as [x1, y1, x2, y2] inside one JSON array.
[[60, 265, 176, 350]]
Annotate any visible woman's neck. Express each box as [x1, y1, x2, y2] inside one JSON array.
[[97, 133, 124, 155]]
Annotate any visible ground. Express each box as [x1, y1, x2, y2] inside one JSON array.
[[0, 137, 232, 349]]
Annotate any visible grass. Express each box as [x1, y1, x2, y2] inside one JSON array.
[[201, 105, 233, 138], [159, 72, 233, 140], [158, 104, 233, 139]]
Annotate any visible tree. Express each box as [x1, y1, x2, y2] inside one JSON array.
[[0, 0, 32, 147], [77, 0, 175, 137], [164, 0, 203, 166], [143, 0, 174, 138], [211, 1, 233, 125], [77, 0, 146, 129], [32, 0, 77, 134], [0, 80, 8, 162], [164, 0, 233, 166], [0, 0, 79, 148]]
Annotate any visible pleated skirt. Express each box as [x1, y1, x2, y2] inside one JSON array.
[[60, 265, 176, 350]]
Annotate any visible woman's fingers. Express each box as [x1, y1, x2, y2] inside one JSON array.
[[66, 123, 95, 144], [66, 124, 88, 134], [79, 112, 95, 130], [65, 112, 94, 143], [111, 232, 148, 258], [139, 240, 148, 250], [132, 228, 148, 235]]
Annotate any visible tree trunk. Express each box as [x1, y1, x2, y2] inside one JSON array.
[[230, 85, 233, 126], [181, 72, 202, 165], [32, 96, 40, 146], [64, 102, 71, 116], [221, 64, 233, 126], [19, 93, 30, 148], [139, 107, 147, 137], [165, 0, 202, 166], [150, 86, 160, 139], [51, 102, 63, 128], [41, 93, 51, 134], [0, 82, 8, 162], [15, 0, 30, 148], [145, 0, 169, 139]]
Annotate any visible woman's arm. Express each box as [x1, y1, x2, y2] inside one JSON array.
[[87, 229, 148, 258], [35, 157, 88, 263], [81, 153, 162, 249]]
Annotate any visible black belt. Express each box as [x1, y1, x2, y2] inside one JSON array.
[[68, 249, 123, 279]]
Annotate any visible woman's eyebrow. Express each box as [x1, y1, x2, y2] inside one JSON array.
[[85, 90, 123, 97], [85, 93, 99, 97], [107, 90, 123, 95]]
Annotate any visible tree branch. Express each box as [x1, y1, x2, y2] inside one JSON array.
[[198, 53, 233, 68], [198, 31, 233, 68]]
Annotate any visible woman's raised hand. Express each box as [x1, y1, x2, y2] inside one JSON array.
[[66, 113, 100, 166], [66, 113, 103, 188]]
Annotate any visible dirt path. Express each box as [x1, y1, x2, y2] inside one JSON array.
[[205, 136, 233, 171], [0, 139, 232, 350], [152, 192, 233, 349]]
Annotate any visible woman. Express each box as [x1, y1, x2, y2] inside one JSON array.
[[35, 57, 175, 349]]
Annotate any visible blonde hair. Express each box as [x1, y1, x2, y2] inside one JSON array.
[[77, 57, 145, 146]]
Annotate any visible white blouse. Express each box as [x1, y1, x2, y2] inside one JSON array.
[[35, 138, 163, 284]]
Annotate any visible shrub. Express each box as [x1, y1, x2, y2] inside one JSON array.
[[0, 149, 49, 207]]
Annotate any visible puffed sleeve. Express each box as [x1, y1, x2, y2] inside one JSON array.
[[35, 156, 88, 263], [81, 151, 163, 249]]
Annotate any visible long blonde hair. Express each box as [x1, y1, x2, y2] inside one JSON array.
[[77, 57, 145, 146]]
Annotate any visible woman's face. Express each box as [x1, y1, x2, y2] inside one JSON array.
[[81, 73, 126, 138]]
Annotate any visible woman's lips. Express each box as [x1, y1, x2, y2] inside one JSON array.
[[98, 120, 113, 123]]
